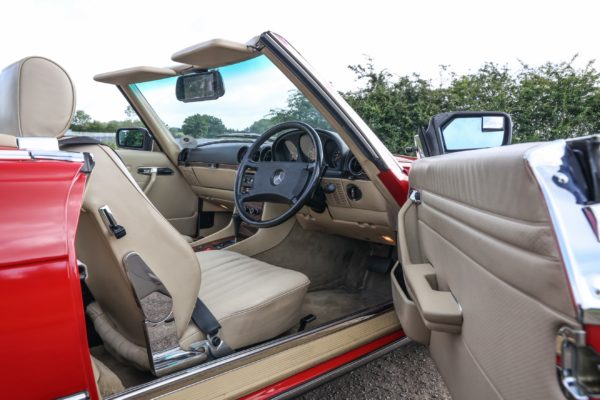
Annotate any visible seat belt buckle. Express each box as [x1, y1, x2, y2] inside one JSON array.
[[99, 205, 127, 239]]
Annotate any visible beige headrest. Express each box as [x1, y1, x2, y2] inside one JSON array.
[[0, 56, 76, 138]]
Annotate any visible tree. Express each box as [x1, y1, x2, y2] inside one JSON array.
[[71, 110, 92, 131], [124, 105, 136, 120], [246, 118, 275, 133], [69, 109, 143, 133], [169, 127, 183, 137], [342, 56, 600, 154], [181, 114, 226, 138], [245, 90, 332, 133]]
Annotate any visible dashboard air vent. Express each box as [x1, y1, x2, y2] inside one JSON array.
[[349, 156, 364, 176], [237, 146, 248, 163]]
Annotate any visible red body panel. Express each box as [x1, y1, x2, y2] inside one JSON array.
[[377, 168, 410, 206], [241, 330, 405, 400], [586, 324, 600, 354], [0, 157, 96, 399]]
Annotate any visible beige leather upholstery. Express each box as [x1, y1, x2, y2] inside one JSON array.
[[0, 57, 75, 137], [0, 133, 17, 147], [171, 38, 258, 68], [75, 144, 201, 346], [399, 143, 580, 400], [0, 56, 310, 372], [91, 355, 124, 397], [180, 251, 310, 349], [74, 141, 309, 369]]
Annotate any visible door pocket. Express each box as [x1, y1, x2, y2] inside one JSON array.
[[404, 263, 462, 334], [391, 262, 431, 345]]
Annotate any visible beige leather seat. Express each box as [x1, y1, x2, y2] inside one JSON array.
[[0, 56, 310, 372]]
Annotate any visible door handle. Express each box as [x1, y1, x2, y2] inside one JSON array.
[[138, 167, 173, 176], [403, 263, 462, 333], [137, 167, 173, 194]]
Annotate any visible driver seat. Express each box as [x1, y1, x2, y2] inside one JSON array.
[[0, 56, 310, 372]]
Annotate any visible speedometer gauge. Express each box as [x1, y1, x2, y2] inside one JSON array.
[[299, 134, 316, 162], [284, 140, 299, 161]]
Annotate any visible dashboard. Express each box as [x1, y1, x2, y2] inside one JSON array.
[[176, 128, 396, 245], [179, 129, 367, 180], [271, 129, 365, 179]]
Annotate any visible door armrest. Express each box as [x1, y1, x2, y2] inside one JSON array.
[[404, 263, 462, 333]]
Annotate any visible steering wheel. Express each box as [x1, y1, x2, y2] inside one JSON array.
[[234, 121, 324, 228]]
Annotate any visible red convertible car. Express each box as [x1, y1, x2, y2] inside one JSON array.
[[0, 32, 598, 400]]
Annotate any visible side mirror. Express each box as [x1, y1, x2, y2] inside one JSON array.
[[176, 70, 225, 103], [116, 128, 153, 151], [419, 111, 512, 157]]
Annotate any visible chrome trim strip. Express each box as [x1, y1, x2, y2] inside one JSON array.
[[56, 391, 90, 400], [31, 150, 85, 162], [271, 336, 412, 400], [0, 149, 85, 163], [109, 303, 393, 400], [0, 150, 32, 160], [525, 139, 600, 324], [17, 137, 59, 151]]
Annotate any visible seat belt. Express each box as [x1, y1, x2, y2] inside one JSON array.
[[191, 298, 234, 358]]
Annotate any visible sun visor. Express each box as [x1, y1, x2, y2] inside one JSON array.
[[94, 66, 177, 85], [171, 38, 259, 69]]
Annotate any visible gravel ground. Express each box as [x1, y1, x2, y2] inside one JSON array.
[[298, 342, 452, 400]]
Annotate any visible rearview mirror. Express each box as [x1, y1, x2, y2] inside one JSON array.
[[418, 111, 512, 157], [176, 71, 224, 103], [116, 128, 153, 151]]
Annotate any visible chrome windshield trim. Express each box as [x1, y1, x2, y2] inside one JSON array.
[[525, 139, 600, 324], [259, 32, 402, 174]]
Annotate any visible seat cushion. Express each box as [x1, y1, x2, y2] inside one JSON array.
[[180, 250, 310, 350]]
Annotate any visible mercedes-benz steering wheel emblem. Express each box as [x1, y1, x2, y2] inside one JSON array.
[[272, 169, 285, 186]]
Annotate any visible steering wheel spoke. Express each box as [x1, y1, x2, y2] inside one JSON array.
[[234, 122, 324, 228]]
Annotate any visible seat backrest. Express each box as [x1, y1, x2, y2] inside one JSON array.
[[400, 143, 579, 400], [0, 57, 202, 348], [72, 143, 201, 346]]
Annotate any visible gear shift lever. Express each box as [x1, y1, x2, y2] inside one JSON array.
[[232, 212, 242, 243]]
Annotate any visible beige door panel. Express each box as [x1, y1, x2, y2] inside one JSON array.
[[394, 144, 579, 400], [116, 149, 198, 236]]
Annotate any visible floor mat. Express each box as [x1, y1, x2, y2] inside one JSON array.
[[301, 288, 390, 329]]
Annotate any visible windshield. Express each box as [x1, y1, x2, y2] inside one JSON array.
[[133, 55, 332, 143]]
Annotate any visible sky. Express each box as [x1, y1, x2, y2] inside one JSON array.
[[2, 0, 599, 122], [136, 56, 298, 129]]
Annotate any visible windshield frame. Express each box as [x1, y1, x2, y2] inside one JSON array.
[[115, 31, 402, 184]]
